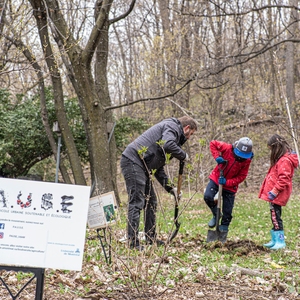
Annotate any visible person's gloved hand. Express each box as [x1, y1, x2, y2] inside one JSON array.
[[218, 176, 226, 185], [183, 153, 189, 162], [170, 188, 182, 200], [268, 191, 277, 201], [216, 156, 226, 164]]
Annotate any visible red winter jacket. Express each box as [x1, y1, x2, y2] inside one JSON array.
[[209, 140, 252, 193], [259, 152, 298, 206]]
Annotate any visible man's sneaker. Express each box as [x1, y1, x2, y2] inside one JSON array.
[[208, 216, 216, 228], [129, 239, 144, 251], [129, 244, 144, 251], [146, 239, 165, 247], [156, 239, 165, 247]]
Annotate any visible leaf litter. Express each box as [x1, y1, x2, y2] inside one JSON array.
[[1, 235, 299, 300]]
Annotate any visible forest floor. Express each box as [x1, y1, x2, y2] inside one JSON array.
[[1, 239, 299, 299], [1, 192, 300, 300]]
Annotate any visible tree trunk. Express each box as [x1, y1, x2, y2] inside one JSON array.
[[33, 0, 128, 200], [94, 10, 119, 201], [29, 0, 86, 185], [286, 0, 297, 115], [7, 33, 72, 183]]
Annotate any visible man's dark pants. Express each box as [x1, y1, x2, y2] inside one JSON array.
[[120, 155, 157, 247]]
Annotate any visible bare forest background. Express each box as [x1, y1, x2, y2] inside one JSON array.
[[1, 0, 300, 201]]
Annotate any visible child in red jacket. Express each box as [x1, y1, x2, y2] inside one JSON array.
[[259, 134, 299, 250], [204, 137, 254, 234]]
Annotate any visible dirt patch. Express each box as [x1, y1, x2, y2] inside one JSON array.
[[170, 235, 268, 257], [204, 239, 268, 256]]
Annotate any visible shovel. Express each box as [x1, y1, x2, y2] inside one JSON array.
[[168, 160, 185, 242], [206, 167, 228, 243]]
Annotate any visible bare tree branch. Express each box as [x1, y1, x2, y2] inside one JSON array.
[[178, 3, 300, 18], [104, 77, 195, 111], [109, 0, 136, 25]]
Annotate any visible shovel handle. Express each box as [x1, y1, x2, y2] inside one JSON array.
[[177, 160, 184, 196], [216, 162, 226, 231], [179, 160, 185, 175], [215, 184, 222, 231], [216, 184, 223, 209], [169, 160, 185, 242], [216, 160, 226, 232]]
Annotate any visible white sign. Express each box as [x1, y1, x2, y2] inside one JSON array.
[[0, 178, 90, 271], [87, 191, 118, 229]]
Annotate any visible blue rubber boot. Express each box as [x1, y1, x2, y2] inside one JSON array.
[[208, 206, 222, 228], [208, 215, 216, 228], [219, 225, 228, 232], [269, 230, 286, 250], [263, 230, 275, 248]]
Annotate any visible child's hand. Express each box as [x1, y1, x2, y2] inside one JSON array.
[[218, 176, 226, 185], [268, 191, 277, 200], [216, 156, 226, 164]]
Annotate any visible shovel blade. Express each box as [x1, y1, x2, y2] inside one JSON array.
[[206, 229, 219, 242], [218, 231, 228, 243], [206, 229, 228, 243], [168, 223, 181, 242]]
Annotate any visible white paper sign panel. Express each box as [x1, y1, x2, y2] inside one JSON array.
[[0, 178, 90, 271], [87, 191, 118, 229]]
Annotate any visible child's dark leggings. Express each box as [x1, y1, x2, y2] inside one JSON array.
[[269, 202, 283, 231]]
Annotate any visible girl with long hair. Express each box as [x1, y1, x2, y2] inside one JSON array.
[[259, 134, 299, 250]]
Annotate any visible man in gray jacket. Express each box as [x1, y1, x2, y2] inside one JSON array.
[[121, 116, 197, 250]]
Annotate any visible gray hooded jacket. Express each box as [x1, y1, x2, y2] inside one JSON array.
[[122, 118, 187, 192]]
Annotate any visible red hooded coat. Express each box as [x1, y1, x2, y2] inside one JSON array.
[[259, 152, 298, 206], [209, 140, 252, 193]]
